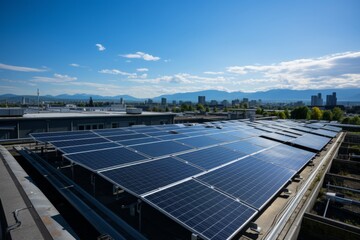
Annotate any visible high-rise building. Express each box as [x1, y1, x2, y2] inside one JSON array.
[[326, 92, 337, 106], [161, 97, 167, 105], [198, 96, 206, 105], [311, 93, 323, 106]]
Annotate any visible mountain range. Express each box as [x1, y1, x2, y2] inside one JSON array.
[[0, 88, 359, 103]]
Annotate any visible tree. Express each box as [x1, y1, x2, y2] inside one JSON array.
[[342, 117, 350, 124], [332, 107, 343, 122], [205, 107, 210, 112], [181, 104, 189, 112], [278, 111, 286, 119], [256, 108, 263, 115], [322, 110, 333, 121], [165, 107, 169, 112], [196, 103, 205, 112], [213, 106, 218, 112], [311, 107, 322, 120], [89, 97, 94, 107], [223, 106, 229, 112], [350, 116, 360, 125], [291, 106, 310, 119], [284, 109, 290, 119]]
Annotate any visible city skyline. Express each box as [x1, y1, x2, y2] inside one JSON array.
[[1, 1, 360, 98]]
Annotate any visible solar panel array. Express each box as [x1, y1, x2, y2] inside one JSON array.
[[30, 120, 341, 240]]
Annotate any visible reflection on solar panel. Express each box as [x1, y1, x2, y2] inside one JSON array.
[[312, 129, 337, 138], [51, 137, 111, 148], [245, 137, 279, 148], [197, 156, 295, 209], [145, 180, 257, 240], [208, 133, 242, 142], [221, 141, 264, 155], [64, 147, 148, 170], [252, 144, 315, 171], [291, 126, 313, 133], [322, 125, 341, 132], [130, 141, 193, 158], [176, 146, 245, 170], [176, 136, 223, 148], [59, 142, 120, 154], [226, 131, 254, 139], [156, 134, 188, 140], [101, 157, 203, 195], [290, 133, 330, 151]]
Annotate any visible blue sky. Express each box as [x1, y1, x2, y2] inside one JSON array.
[[0, 0, 360, 98]]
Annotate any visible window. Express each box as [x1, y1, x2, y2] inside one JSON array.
[[112, 123, 119, 128], [78, 125, 85, 130]]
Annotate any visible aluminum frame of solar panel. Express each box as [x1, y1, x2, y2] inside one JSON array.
[[176, 146, 246, 170], [290, 133, 330, 151], [312, 129, 337, 138], [245, 137, 279, 148], [64, 147, 149, 171], [261, 133, 295, 142], [145, 180, 258, 240], [130, 141, 193, 158], [322, 125, 341, 132], [100, 157, 203, 195], [197, 156, 296, 210]]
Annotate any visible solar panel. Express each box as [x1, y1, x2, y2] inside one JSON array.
[[145, 180, 257, 240], [290, 126, 313, 133], [50, 137, 111, 148], [208, 133, 243, 142], [175, 136, 223, 148], [106, 133, 148, 141], [245, 137, 279, 148], [95, 129, 136, 137], [130, 141, 193, 158], [59, 142, 120, 154], [221, 141, 264, 155], [100, 157, 203, 195], [261, 133, 295, 142], [143, 131, 169, 137], [34, 132, 97, 143], [156, 134, 188, 140], [322, 125, 341, 132], [290, 133, 330, 151], [176, 146, 246, 170], [64, 147, 148, 171], [118, 137, 160, 146], [252, 144, 315, 171], [225, 131, 253, 140], [312, 129, 337, 138], [197, 156, 296, 209]]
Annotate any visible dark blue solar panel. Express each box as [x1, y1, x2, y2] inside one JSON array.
[[176, 146, 246, 170], [145, 180, 257, 240], [245, 137, 279, 148], [208, 133, 242, 142], [106, 133, 148, 141], [64, 147, 148, 170], [95, 130, 135, 137], [322, 125, 341, 132], [226, 131, 253, 140], [118, 137, 160, 146], [261, 133, 295, 142], [59, 142, 120, 154], [176, 136, 223, 148], [252, 144, 315, 171], [35, 132, 98, 143], [101, 157, 203, 195], [131, 141, 193, 158], [312, 129, 337, 138], [197, 156, 296, 209], [51, 137, 111, 148], [221, 141, 264, 155], [144, 131, 169, 137], [290, 133, 330, 151], [156, 134, 188, 140]]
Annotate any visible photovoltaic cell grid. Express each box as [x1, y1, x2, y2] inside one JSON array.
[[322, 125, 342, 132], [290, 133, 331, 151], [145, 180, 257, 240], [101, 157, 203, 195], [175, 135, 223, 148], [260, 133, 295, 142], [176, 146, 246, 170], [197, 156, 296, 210], [59, 142, 121, 154], [312, 129, 337, 138], [221, 140, 264, 155], [63, 147, 148, 171], [130, 141, 193, 158], [50, 137, 111, 148]]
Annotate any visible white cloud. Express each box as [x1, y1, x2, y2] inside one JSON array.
[[204, 71, 224, 75], [137, 68, 149, 72], [98, 69, 136, 77], [0, 63, 46, 72], [32, 73, 77, 83], [95, 43, 106, 51], [69, 63, 80, 67], [128, 73, 226, 84], [121, 52, 160, 61]]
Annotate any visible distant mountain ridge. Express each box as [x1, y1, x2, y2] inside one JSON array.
[[0, 88, 359, 103]]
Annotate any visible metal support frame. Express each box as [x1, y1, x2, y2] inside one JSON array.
[[137, 199, 142, 233], [91, 173, 96, 197]]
